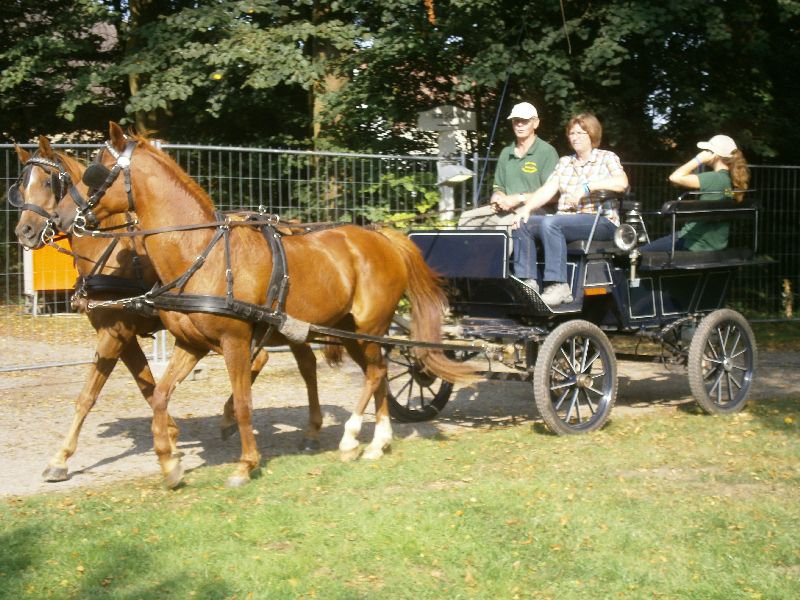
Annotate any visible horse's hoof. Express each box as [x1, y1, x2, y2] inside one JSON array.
[[220, 423, 238, 441], [361, 445, 390, 461], [163, 462, 185, 489], [298, 438, 321, 454], [42, 465, 69, 482], [226, 475, 250, 488], [339, 447, 361, 462]]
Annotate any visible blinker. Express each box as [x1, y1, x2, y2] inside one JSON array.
[[7, 184, 23, 208], [83, 163, 112, 190]]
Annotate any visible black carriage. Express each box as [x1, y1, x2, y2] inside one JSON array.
[[386, 191, 772, 435]]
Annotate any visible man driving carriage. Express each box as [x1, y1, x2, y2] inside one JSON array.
[[458, 101, 558, 229]]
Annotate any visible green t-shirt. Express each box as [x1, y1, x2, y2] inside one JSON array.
[[492, 137, 558, 196], [679, 169, 734, 251]]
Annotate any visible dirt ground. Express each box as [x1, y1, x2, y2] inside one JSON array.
[[1, 336, 798, 498]]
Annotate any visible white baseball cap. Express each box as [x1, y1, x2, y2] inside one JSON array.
[[697, 134, 737, 158], [507, 102, 539, 120]]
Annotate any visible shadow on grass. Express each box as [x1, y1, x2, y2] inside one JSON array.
[[748, 396, 799, 435], [0, 522, 233, 599]]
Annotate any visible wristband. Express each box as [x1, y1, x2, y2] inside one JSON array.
[[695, 158, 703, 169]]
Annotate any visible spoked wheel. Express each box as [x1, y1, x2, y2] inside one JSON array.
[[688, 309, 756, 414], [534, 320, 618, 435], [386, 343, 454, 422]]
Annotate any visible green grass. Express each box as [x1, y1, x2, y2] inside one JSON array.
[[751, 320, 800, 351], [2, 398, 798, 599]]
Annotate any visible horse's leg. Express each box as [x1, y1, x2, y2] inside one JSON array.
[[289, 343, 322, 453], [359, 341, 393, 461], [117, 338, 180, 455], [42, 328, 124, 481], [151, 343, 207, 489], [220, 347, 270, 441], [337, 340, 388, 461], [221, 336, 261, 487]]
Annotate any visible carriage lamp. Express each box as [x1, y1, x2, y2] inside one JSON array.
[[614, 223, 641, 284], [624, 204, 650, 244], [613, 224, 638, 252]]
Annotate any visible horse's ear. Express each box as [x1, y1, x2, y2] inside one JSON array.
[[14, 144, 30, 163], [38, 135, 53, 157], [108, 121, 127, 151]]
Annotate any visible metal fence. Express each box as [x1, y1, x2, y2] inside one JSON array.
[[2, 142, 798, 324]]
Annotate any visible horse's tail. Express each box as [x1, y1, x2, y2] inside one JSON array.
[[321, 340, 344, 367], [380, 229, 477, 385]]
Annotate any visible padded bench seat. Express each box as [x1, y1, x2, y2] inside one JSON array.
[[639, 247, 756, 270], [566, 239, 620, 254]]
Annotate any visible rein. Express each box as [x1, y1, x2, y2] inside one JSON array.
[[79, 137, 478, 351]]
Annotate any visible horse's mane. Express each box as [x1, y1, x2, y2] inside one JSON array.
[[126, 131, 216, 210]]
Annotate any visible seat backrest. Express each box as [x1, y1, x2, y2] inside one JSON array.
[[658, 190, 760, 252]]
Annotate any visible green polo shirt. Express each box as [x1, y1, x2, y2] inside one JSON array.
[[679, 169, 734, 251], [492, 137, 558, 195]]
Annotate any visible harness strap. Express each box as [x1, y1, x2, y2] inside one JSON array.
[[128, 292, 483, 352], [146, 225, 227, 298], [17, 202, 53, 220], [251, 224, 291, 350]]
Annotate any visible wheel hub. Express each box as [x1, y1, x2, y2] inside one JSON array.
[[410, 362, 436, 387]]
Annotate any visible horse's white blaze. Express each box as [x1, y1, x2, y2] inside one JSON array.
[[339, 414, 363, 452], [362, 414, 393, 460]]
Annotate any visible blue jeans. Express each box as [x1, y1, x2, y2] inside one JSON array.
[[512, 214, 617, 283], [640, 234, 688, 252]]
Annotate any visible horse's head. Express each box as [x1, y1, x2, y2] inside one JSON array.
[[69, 121, 216, 232], [9, 136, 80, 249], [65, 122, 152, 231]]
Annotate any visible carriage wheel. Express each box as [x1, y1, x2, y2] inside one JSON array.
[[533, 320, 617, 435], [386, 344, 454, 422], [385, 313, 455, 422], [688, 309, 756, 415]]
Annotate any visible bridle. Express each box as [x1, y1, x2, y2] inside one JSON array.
[[72, 140, 137, 233], [7, 156, 71, 221], [8, 144, 138, 249]]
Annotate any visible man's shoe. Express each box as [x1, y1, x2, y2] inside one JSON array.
[[521, 278, 539, 293], [540, 283, 573, 306]]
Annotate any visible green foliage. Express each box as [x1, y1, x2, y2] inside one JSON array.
[[359, 172, 441, 226], [1, 1, 799, 162]]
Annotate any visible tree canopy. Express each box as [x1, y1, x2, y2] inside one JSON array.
[[2, 0, 798, 163]]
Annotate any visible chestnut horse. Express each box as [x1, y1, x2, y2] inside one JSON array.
[[11, 138, 324, 483], [66, 122, 473, 488]]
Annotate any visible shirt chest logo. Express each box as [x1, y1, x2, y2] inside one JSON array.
[[521, 161, 539, 174]]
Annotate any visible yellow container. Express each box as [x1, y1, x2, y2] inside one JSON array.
[[32, 240, 78, 291]]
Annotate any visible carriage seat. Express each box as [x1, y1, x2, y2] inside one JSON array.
[[639, 194, 760, 269]]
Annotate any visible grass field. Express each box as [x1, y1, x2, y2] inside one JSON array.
[[1, 309, 798, 598], [1, 394, 798, 599]]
